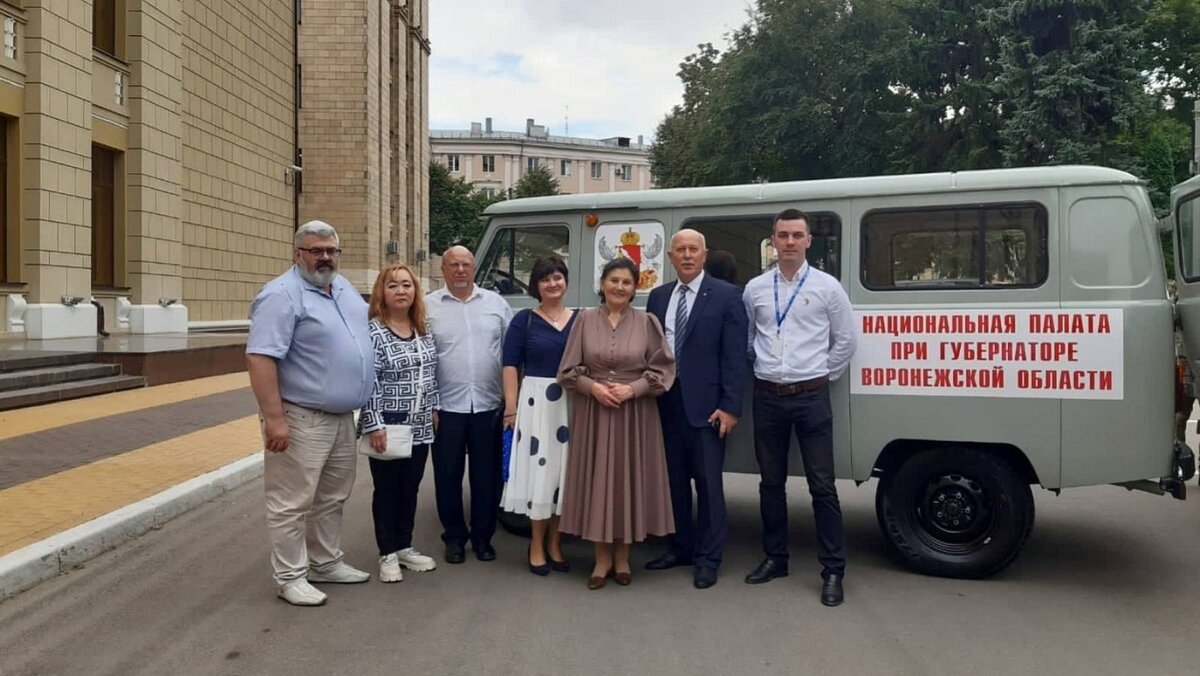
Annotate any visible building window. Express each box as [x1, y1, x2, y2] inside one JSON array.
[[446, 154, 460, 172], [560, 159, 572, 176], [620, 164, 633, 182], [527, 157, 539, 172], [590, 161, 602, 180], [861, 203, 1048, 290], [3, 18, 15, 60], [94, 0, 117, 56], [482, 155, 495, 173], [91, 145, 118, 288], [113, 71, 125, 106]]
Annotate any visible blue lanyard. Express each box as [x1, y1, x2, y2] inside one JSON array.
[[774, 267, 810, 328]]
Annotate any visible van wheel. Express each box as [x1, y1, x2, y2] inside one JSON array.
[[876, 447, 1034, 579]]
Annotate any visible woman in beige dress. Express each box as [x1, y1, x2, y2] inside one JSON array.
[[558, 257, 676, 589]]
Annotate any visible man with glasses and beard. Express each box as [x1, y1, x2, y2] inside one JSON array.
[[247, 220, 376, 606]]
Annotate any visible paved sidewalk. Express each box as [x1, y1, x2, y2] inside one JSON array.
[[0, 373, 262, 598]]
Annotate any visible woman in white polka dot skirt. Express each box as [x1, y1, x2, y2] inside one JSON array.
[[500, 256, 577, 576]]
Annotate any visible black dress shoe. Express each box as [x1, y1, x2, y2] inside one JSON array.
[[549, 557, 570, 573], [474, 542, 497, 562], [528, 546, 550, 576], [693, 567, 718, 589], [821, 574, 844, 607], [744, 558, 788, 584], [444, 543, 466, 564], [645, 551, 693, 570]]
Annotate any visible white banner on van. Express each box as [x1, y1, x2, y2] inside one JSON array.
[[850, 309, 1124, 400]]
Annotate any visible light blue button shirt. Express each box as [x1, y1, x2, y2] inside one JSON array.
[[247, 266, 374, 413], [426, 285, 513, 413]]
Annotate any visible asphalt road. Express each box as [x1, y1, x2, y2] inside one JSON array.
[[1, 459, 1198, 676]]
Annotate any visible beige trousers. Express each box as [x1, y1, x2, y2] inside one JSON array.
[[263, 402, 358, 585]]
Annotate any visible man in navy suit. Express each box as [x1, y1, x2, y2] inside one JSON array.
[[646, 229, 750, 589]]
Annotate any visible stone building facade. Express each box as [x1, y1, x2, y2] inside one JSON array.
[[0, 0, 430, 340], [299, 0, 430, 292], [431, 117, 653, 197]]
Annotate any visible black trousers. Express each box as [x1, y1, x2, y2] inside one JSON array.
[[432, 409, 501, 547], [660, 386, 728, 570], [368, 443, 430, 556], [752, 384, 846, 577]]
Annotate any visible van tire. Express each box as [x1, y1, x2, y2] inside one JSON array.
[[876, 447, 1034, 579]]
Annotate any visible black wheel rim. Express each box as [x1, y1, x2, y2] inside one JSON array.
[[909, 473, 1001, 555]]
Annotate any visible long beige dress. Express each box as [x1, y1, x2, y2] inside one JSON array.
[[557, 304, 676, 543]]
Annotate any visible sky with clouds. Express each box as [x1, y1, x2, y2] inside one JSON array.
[[428, 0, 754, 142]]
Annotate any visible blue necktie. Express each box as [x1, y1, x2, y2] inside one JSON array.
[[675, 284, 690, 345]]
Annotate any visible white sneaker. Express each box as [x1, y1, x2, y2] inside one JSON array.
[[395, 547, 437, 572], [308, 561, 370, 584], [379, 553, 403, 583], [277, 579, 327, 606]]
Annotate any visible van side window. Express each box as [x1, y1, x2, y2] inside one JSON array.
[[1178, 194, 1200, 282], [476, 225, 570, 295], [861, 203, 1048, 290], [683, 212, 841, 286]]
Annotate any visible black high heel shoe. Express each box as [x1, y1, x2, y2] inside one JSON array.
[[528, 546, 550, 576], [548, 554, 570, 573]]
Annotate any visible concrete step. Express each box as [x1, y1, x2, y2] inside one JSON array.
[[0, 375, 146, 411], [0, 352, 95, 373], [0, 363, 123, 393]]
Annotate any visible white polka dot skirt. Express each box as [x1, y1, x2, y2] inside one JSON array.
[[500, 375, 570, 520]]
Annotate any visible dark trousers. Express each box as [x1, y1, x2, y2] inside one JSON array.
[[368, 443, 430, 556], [752, 384, 846, 577], [661, 387, 728, 570], [432, 409, 501, 547]]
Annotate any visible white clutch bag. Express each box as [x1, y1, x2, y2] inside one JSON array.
[[356, 424, 413, 460]]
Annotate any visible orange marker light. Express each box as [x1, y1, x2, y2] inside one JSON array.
[[585, 213, 599, 227]]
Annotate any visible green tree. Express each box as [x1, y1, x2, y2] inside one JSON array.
[[887, 0, 1006, 172], [1145, 0, 1200, 125], [651, 0, 909, 187], [428, 161, 502, 253], [988, 0, 1150, 170], [513, 164, 560, 198]]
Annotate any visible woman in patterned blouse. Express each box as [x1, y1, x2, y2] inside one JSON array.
[[360, 264, 441, 583]]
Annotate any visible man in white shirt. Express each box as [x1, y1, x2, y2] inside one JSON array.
[[741, 208, 856, 606], [426, 246, 513, 563]]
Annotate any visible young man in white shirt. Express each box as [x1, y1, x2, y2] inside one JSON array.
[[741, 208, 857, 606]]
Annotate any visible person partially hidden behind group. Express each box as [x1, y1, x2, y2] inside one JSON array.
[[557, 257, 676, 589], [358, 264, 440, 583], [500, 256, 577, 576]]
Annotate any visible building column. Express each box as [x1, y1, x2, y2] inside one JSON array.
[[124, 0, 185, 333], [21, 1, 96, 339]]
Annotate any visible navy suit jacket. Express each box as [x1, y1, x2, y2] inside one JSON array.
[[648, 275, 750, 429]]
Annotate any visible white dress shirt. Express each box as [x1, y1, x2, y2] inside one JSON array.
[[426, 284, 513, 413], [743, 263, 856, 383], [665, 270, 704, 354]]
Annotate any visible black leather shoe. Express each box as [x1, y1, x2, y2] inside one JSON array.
[[549, 557, 570, 573], [645, 551, 693, 571], [821, 573, 844, 606], [693, 567, 718, 589], [444, 542, 466, 564], [474, 542, 497, 562], [528, 546, 550, 576], [744, 559, 788, 584]]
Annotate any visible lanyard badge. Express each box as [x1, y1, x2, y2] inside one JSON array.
[[772, 267, 810, 357]]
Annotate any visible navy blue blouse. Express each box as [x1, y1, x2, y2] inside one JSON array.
[[502, 308, 577, 377]]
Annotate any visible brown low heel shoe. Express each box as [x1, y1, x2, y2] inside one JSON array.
[[587, 575, 608, 590], [614, 571, 632, 586]]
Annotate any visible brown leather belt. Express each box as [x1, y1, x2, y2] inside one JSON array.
[[754, 376, 828, 396]]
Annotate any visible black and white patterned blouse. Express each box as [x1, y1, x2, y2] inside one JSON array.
[[359, 319, 440, 444]]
